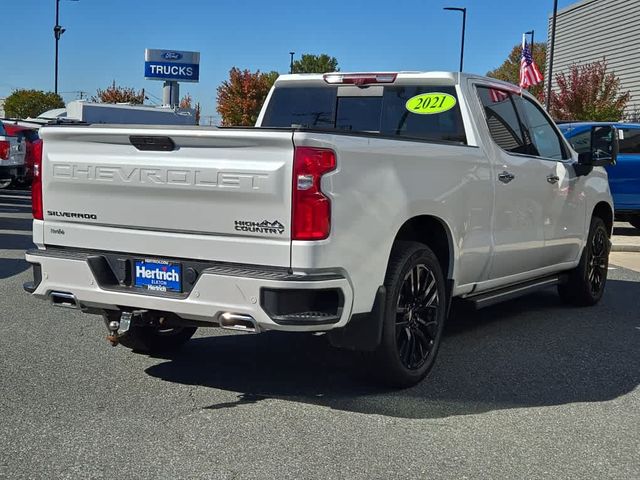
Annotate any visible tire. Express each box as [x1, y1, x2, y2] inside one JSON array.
[[558, 216, 610, 306], [105, 312, 197, 354], [629, 216, 640, 230], [373, 241, 447, 388]]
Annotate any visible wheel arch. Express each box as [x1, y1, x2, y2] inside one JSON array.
[[392, 215, 454, 279], [592, 201, 614, 236]]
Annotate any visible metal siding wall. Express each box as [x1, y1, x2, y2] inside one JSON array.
[[547, 0, 640, 117]]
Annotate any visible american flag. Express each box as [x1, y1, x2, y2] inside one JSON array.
[[489, 88, 509, 103], [519, 36, 543, 89]]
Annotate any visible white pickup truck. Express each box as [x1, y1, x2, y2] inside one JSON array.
[[0, 121, 26, 188], [24, 72, 618, 387]]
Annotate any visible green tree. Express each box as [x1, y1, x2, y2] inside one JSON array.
[[92, 81, 145, 104], [3, 89, 65, 119], [549, 59, 630, 121], [216, 68, 279, 126], [292, 54, 339, 74], [487, 43, 547, 98]]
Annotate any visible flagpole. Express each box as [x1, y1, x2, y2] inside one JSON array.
[[520, 33, 526, 94], [545, 0, 559, 112], [526, 30, 534, 56]]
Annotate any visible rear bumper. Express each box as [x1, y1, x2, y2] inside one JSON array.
[[24, 248, 353, 333]]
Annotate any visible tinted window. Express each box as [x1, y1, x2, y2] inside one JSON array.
[[262, 87, 336, 128], [261, 84, 467, 144], [620, 128, 640, 154], [380, 86, 466, 143], [565, 128, 591, 154], [514, 96, 566, 160], [0, 123, 6, 136], [477, 87, 535, 155], [336, 96, 382, 132]]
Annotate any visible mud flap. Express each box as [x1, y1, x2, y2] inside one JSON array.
[[327, 286, 386, 352]]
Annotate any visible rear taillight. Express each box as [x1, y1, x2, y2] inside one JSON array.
[[292, 147, 336, 240], [32, 142, 43, 220], [0, 140, 9, 160], [30, 140, 43, 169]]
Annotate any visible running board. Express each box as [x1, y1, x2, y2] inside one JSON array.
[[463, 274, 567, 310]]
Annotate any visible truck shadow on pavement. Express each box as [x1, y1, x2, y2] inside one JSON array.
[[145, 280, 640, 419]]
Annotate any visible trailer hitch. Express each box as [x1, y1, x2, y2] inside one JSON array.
[[104, 310, 146, 346]]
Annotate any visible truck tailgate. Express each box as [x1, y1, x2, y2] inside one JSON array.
[[39, 126, 294, 267]]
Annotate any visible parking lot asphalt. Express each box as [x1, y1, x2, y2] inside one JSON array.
[[1, 189, 639, 480]]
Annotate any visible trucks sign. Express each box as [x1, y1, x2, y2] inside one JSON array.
[[144, 49, 200, 83]]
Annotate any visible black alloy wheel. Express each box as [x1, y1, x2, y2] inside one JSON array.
[[587, 226, 608, 296], [395, 264, 440, 370], [375, 241, 447, 388], [558, 216, 610, 306]]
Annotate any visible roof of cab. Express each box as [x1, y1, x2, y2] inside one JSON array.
[[274, 71, 522, 90]]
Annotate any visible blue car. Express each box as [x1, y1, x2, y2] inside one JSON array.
[[559, 122, 640, 229]]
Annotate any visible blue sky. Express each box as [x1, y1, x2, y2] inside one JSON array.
[[2, 0, 576, 122]]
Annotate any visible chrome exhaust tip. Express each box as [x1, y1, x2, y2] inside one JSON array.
[[219, 312, 259, 333], [50, 291, 78, 309]]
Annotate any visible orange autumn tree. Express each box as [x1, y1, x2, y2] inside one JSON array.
[[93, 81, 145, 104], [216, 68, 278, 126], [179, 93, 201, 124]]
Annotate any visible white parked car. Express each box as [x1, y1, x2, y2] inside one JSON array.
[[24, 72, 617, 387]]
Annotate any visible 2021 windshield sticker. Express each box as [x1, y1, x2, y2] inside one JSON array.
[[405, 93, 457, 115]]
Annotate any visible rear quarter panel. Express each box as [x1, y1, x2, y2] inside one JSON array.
[[291, 132, 493, 314]]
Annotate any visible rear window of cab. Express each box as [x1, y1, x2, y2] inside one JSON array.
[[261, 85, 467, 145]]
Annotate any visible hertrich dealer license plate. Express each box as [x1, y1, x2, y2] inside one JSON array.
[[134, 259, 182, 293]]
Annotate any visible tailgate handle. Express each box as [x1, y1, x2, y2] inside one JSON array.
[[129, 135, 176, 151]]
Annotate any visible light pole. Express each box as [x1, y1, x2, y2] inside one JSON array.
[[545, 0, 559, 112], [444, 7, 466, 72], [54, 0, 78, 95], [289, 51, 295, 74]]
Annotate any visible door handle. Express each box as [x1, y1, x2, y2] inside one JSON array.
[[546, 174, 560, 184], [498, 171, 515, 184]]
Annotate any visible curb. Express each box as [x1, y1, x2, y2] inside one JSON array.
[[611, 244, 640, 252]]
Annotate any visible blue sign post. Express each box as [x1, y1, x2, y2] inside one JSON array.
[[144, 49, 200, 106]]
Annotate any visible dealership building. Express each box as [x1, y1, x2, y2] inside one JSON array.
[[548, 0, 640, 118]]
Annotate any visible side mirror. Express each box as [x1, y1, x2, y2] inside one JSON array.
[[577, 125, 619, 167]]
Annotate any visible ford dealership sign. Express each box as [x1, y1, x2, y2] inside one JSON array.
[[162, 51, 183, 60], [144, 49, 200, 83]]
